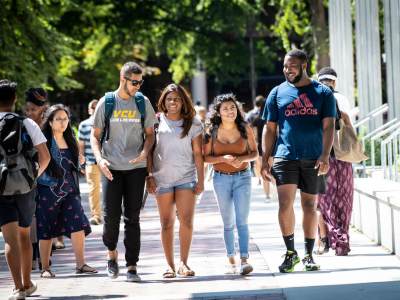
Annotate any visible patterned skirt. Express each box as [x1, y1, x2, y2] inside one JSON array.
[[318, 156, 354, 255]]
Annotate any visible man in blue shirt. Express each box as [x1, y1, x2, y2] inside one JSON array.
[[78, 99, 101, 225], [261, 49, 336, 273]]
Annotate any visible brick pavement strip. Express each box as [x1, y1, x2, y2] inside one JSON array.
[[1, 179, 400, 300]]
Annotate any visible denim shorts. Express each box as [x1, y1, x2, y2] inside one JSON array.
[[156, 181, 196, 196]]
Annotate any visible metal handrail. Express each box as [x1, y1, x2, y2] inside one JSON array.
[[369, 121, 400, 167], [359, 119, 397, 177], [362, 118, 398, 142], [381, 127, 400, 181], [382, 127, 400, 144], [354, 103, 389, 129]]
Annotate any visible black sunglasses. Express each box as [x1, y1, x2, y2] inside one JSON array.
[[124, 77, 144, 86]]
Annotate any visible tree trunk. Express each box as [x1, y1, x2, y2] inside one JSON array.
[[309, 0, 330, 70]]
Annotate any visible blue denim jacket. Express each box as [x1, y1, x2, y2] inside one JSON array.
[[37, 137, 80, 192]]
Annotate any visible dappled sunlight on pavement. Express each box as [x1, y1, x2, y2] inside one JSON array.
[[1, 178, 400, 299]]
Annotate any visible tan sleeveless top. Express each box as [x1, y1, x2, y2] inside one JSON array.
[[213, 136, 249, 173]]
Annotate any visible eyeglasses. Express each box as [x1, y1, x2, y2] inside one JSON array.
[[124, 77, 144, 86], [54, 117, 69, 122]]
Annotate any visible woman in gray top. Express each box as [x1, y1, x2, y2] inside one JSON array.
[[147, 84, 204, 278]]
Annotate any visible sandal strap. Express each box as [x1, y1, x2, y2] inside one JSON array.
[[178, 265, 195, 276], [77, 263, 97, 273], [41, 269, 55, 277], [163, 269, 176, 278]]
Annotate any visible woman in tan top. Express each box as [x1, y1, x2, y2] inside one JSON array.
[[204, 93, 258, 275]]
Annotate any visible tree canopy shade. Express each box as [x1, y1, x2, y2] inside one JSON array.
[[0, 0, 81, 103], [271, 0, 330, 72], [0, 0, 329, 105]]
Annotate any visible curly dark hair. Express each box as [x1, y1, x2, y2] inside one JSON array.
[[25, 87, 47, 106], [42, 104, 79, 178], [206, 93, 247, 143], [157, 83, 196, 138]]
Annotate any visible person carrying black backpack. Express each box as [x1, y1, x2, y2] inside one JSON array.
[[90, 62, 157, 282], [0, 79, 50, 300]]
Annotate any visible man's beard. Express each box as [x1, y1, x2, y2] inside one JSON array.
[[124, 82, 135, 97], [286, 67, 303, 84]]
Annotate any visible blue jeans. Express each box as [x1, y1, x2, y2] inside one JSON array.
[[212, 168, 252, 258]]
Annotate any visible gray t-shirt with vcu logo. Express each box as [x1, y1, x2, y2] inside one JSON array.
[[93, 91, 157, 171]]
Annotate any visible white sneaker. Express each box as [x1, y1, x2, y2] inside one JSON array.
[[8, 289, 26, 300], [224, 264, 237, 274], [25, 281, 37, 296]]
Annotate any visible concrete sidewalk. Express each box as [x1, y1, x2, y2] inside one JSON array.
[[1, 178, 400, 300]]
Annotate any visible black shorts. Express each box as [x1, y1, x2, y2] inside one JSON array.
[[0, 189, 36, 228], [271, 158, 326, 195]]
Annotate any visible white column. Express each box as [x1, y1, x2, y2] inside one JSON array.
[[329, 0, 355, 108], [191, 58, 208, 107], [384, 0, 400, 120], [355, 0, 383, 130]]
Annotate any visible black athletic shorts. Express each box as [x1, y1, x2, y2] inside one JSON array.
[[0, 189, 36, 228], [271, 158, 326, 195]]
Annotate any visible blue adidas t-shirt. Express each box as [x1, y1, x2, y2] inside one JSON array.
[[262, 80, 336, 160]]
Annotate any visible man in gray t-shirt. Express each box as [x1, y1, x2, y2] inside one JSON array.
[[91, 62, 157, 282]]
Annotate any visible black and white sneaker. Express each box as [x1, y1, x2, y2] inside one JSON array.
[[302, 255, 320, 271], [106, 259, 119, 278], [126, 269, 141, 282]]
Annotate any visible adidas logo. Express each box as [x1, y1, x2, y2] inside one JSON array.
[[285, 93, 318, 117]]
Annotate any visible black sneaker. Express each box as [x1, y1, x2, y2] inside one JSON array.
[[302, 254, 320, 271], [107, 259, 119, 278], [279, 250, 300, 273]]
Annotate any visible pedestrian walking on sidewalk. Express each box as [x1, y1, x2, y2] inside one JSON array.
[[25, 89, 67, 253], [316, 67, 355, 256], [36, 104, 97, 278], [0, 80, 50, 300], [24, 87, 49, 271], [245, 95, 272, 201], [147, 83, 204, 278], [91, 62, 157, 282], [24, 88, 48, 126], [78, 99, 102, 226], [261, 49, 336, 273], [204, 93, 258, 275]]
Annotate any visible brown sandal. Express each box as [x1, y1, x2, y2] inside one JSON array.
[[162, 268, 176, 278], [75, 264, 98, 274], [177, 264, 195, 277], [40, 269, 55, 278]]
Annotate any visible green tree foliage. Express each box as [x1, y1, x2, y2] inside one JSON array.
[[0, 0, 327, 104], [270, 0, 330, 73], [0, 0, 81, 103]]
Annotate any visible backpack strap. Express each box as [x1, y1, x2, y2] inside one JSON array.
[[100, 92, 115, 145], [134, 91, 146, 130], [210, 126, 218, 157], [0, 113, 24, 123], [333, 91, 342, 130], [241, 121, 251, 154]]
